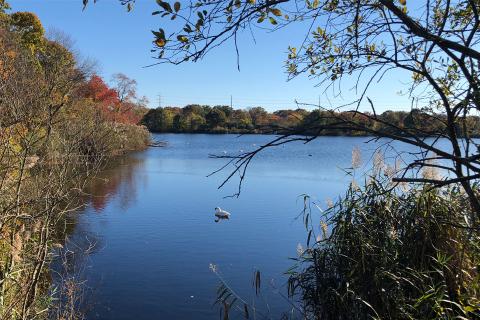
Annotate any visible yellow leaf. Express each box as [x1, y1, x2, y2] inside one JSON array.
[[271, 8, 282, 16], [155, 39, 166, 47]]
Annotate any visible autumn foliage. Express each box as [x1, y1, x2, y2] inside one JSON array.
[[0, 4, 149, 319], [77, 74, 145, 125]]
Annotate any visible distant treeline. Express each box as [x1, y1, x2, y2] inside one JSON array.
[[141, 105, 480, 137]]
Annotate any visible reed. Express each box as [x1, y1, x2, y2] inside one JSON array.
[[287, 170, 480, 319]]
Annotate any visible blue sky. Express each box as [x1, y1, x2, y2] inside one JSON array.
[[9, 0, 412, 112]]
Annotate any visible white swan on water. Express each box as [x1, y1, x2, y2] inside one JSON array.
[[214, 207, 231, 218]]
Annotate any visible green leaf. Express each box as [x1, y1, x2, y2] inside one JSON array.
[[177, 35, 189, 43], [269, 17, 277, 25], [184, 24, 193, 32], [257, 15, 265, 23], [195, 18, 204, 31], [174, 1, 181, 12], [152, 11, 161, 15], [157, 0, 173, 13], [464, 305, 478, 313], [152, 28, 165, 39]]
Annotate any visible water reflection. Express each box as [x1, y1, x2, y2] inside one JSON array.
[[51, 155, 147, 316], [214, 216, 230, 223], [87, 156, 146, 212], [69, 155, 147, 266], [55, 134, 457, 320]]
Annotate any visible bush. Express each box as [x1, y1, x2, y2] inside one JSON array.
[[107, 122, 150, 155], [288, 174, 480, 319]]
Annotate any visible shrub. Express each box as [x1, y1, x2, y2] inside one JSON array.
[[288, 174, 480, 319]]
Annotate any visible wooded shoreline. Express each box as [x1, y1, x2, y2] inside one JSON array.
[[142, 106, 480, 137]]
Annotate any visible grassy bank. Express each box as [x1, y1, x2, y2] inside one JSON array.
[[288, 171, 480, 319]]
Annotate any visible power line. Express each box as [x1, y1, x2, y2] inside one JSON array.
[[157, 94, 162, 108], [152, 94, 299, 103], [150, 94, 414, 110], [151, 95, 405, 106]]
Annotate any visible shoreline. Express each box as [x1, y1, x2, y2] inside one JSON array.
[[146, 131, 480, 139]]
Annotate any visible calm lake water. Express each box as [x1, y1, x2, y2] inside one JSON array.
[[56, 134, 446, 319]]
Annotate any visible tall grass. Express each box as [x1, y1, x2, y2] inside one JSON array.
[[287, 172, 480, 319]]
